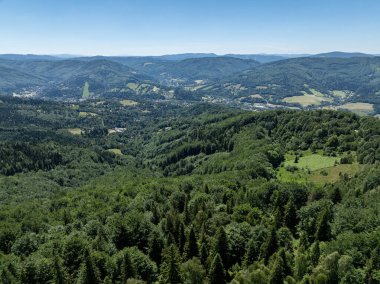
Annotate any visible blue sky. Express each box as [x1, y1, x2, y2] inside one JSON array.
[[0, 0, 379, 55]]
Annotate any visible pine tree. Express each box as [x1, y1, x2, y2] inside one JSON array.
[[121, 250, 135, 283], [260, 226, 277, 263], [200, 243, 208, 266], [53, 254, 67, 284], [315, 208, 331, 241], [284, 199, 298, 234], [209, 254, 226, 284], [310, 241, 320, 266], [149, 230, 164, 265], [184, 227, 198, 260], [331, 187, 342, 204], [243, 239, 257, 267], [269, 251, 285, 284], [214, 227, 229, 269], [76, 249, 100, 284], [160, 244, 183, 284], [178, 222, 186, 254]]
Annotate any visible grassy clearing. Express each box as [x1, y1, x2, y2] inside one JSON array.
[[79, 111, 97, 117], [67, 128, 82, 135], [107, 149, 123, 155], [120, 99, 138, 107], [332, 90, 348, 98], [309, 88, 325, 97], [310, 163, 363, 184], [82, 82, 90, 99], [283, 94, 332, 107], [127, 83, 138, 90], [284, 153, 340, 171], [337, 103, 374, 115]]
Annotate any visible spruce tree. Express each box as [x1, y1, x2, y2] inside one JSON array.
[[184, 227, 198, 260], [209, 254, 226, 284], [149, 230, 164, 265], [310, 241, 320, 266], [260, 226, 277, 263], [178, 222, 186, 254], [269, 251, 285, 284], [214, 227, 229, 269], [284, 199, 298, 234], [160, 244, 183, 284], [200, 243, 208, 266], [243, 239, 257, 267], [121, 250, 135, 283], [76, 249, 100, 284], [315, 208, 331, 241]]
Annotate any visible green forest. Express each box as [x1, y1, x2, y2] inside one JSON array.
[[0, 96, 379, 284]]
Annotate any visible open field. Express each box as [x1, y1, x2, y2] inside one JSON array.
[[120, 99, 138, 106], [331, 90, 348, 98], [67, 128, 82, 135], [337, 102, 374, 114], [283, 94, 332, 106], [107, 148, 123, 155], [284, 153, 340, 171], [310, 163, 363, 184], [79, 111, 97, 117], [127, 82, 138, 90], [82, 82, 90, 99]]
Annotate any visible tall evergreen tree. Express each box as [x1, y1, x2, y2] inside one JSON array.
[[160, 244, 183, 284], [121, 250, 136, 283], [269, 251, 285, 284], [76, 249, 100, 284], [178, 222, 186, 254], [209, 254, 226, 284], [200, 243, 208, 266], [149, 230, 164, 265], [315, 208, 331, 241], [184, 227, 198, 260], [214, 227, 229, 269], [284, 199, 298, 234], [260, 226, 277, 263]]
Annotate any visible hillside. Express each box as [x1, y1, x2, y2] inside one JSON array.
[[0, 97, 379, 283]]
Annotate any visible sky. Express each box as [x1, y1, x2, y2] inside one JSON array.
[[0, 0, 379, 56]]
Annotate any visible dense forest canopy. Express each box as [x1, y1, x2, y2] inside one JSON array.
[[0, 96, 379, 283]]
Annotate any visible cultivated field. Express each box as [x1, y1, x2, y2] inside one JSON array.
[[120, 99, 138, 106]]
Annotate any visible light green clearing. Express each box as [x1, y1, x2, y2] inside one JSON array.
[[309, 88, 325, 97], [82, 82, 90, 99], [310, 163, 363, 184], [283, 94, 332, 107], [67, 128, 82, 135], [127, 83, 138, 90], [107, 149, 123, 155], [337, 103, 374, 114], [120, 99, 139, 106], [79, 111, 97, 117], [284, 153, 340, 171], [332, 90, 348, 98]]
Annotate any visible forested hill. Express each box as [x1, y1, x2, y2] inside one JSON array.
[[0, 97, 379, 283]]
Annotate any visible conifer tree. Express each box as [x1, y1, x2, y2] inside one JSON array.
[[269, 251, 285, 284], [260, 226, 277, 263], [315, 208, 331, 241], [76, 249, 100, 284], [121, 250, 135, 283], [214, 227, 229, 269], [284, 198, 298, 234], [178, 222, 186, 254], [200, 243, 208, 266], [149, 230, 164, 265], [160, 244, 183, 284], [209, 254, 226, 284], [310, 241, 320, 266], [184, 227, 198, 260]]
